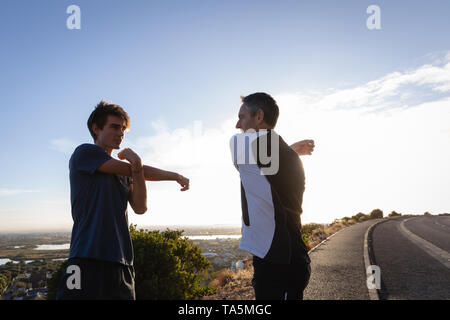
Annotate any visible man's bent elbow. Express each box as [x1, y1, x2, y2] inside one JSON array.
[[134, 206, 148, 215]]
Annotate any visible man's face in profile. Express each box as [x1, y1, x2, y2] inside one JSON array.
[[94, 115, 126, 150], [235, 104, 257, 132]]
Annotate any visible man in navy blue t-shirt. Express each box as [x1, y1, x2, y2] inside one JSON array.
[[56, 100, 190, 300]]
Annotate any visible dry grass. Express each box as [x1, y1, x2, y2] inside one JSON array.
[[209, 269, 234, 288], [204, 267, 255, 300], [302, 219, 358, 250]]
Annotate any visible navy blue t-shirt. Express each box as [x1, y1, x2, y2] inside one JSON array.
[[68, 143, 134, 266]]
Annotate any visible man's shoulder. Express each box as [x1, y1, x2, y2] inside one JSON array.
[[72, 143, 100, 154], [70, 143, 109, 160], [69, 143, 111, 173]]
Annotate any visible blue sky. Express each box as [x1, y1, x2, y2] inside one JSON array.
[[1, 0, 450, 232]]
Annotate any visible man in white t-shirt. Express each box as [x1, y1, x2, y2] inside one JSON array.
[[231, 92, 314, 300]]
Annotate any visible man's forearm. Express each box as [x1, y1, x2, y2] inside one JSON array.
[[143, 165, 178, 181], [131, 166, 147, 214]]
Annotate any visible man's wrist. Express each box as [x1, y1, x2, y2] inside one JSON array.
[[131, 162, 143, 173]]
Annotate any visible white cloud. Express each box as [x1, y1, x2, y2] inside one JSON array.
[[277, 96, 450, 222], [287, 58, 450, 114], [127, 118, 242, 226], [0, 189, 40, 197], [127, 53, 450, 226], [49, 138, 77, 155]]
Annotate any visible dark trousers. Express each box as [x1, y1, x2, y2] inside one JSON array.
[[252, 256, 311, 300], [56, 257, 135, 300]]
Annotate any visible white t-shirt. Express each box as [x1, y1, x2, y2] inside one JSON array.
[[230, 130, 310, 264]]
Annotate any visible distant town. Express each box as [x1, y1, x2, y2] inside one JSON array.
[[0, 225, 247, 300]]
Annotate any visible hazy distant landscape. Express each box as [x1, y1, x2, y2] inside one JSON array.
[[0, 225, 245, 266], [0, 225, 248, 300]]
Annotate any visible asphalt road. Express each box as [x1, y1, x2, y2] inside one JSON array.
[[371, 216, 450, 300], [303, 219, 383, 300], [303, 216, 450, 300]]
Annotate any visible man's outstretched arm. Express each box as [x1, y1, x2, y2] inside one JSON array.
[[143, 165, 189, 191], [97, 153, 189, 191]]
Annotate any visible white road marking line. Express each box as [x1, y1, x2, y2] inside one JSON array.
[[434, 220, 450, 229], [399, 218, 450, 270], [364, 219, 387, 300]]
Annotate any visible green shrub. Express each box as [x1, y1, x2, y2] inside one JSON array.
[[369, 209, 384, 219], [130, 224, 214, 300], [0, 273, 9, 294], [388, 211, 402, 218], [46, 260, 68, 300], [302, 233, 309, 245], [301, 223, 323, 237], [352, 212, 368, 222]]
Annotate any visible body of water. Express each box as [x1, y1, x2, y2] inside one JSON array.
[[0, 259, 37, 266], [0, 258, 67, 266], [14, 235, 241, 252], [187, 235, 241, 240], [30, 235, 242, 249], [34, 244, 71, 250], [0, 258, 16, 266]]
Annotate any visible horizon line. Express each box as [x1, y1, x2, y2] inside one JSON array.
[[1, 213, 446, 234]]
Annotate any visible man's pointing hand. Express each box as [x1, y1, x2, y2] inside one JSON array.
[[290, 140, 315, 156]]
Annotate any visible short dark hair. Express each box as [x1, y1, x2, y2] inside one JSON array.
[[87, 99, 130, 141], [241, 92, 279, 128]]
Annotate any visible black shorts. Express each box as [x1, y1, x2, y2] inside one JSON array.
[[56, 257, 135, 300], [252, 256, 311, 300]]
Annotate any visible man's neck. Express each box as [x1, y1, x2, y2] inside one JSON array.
[[255, 127, 272, 133], [95, 141, 113, 155], [255, 124, 272, 132]]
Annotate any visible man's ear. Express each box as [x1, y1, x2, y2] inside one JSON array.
[[92, 123, 100, 138], [255, 109, 265, 124]]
